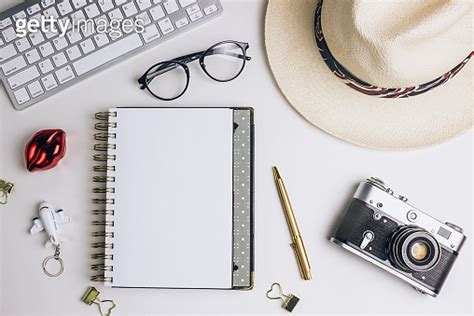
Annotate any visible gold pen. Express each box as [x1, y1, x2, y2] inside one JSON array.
[[272, 166, 312, 280]]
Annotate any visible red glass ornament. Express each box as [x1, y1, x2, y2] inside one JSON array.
[[25, 129, 66, 172]]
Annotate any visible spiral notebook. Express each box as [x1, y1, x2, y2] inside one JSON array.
[[91, 107, 254, 289]]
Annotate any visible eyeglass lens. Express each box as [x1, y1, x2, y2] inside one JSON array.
[[146, 62, 188, 100], [202, 42, 246, 81]]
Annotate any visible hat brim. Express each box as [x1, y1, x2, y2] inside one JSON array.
[[265, 0, 473, 150]]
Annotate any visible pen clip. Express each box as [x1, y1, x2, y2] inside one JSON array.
[[290, 242, 304, 278], [291, 240, 312, 280]]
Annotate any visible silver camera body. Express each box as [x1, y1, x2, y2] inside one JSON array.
[[331, 178, 466, 297]]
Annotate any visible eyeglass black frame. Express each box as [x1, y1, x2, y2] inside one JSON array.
[[138, 40, 251, 101]]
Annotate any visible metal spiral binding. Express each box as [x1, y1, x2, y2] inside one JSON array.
[[92, 210, 114, 216], [91, 111, 117, 283], [93, 166, 115, 172], [93, 188, 115, 194], [91, 231, 114, 238], [94, 132, 117, 141], [91, 253, 113, 260], [90, 276, 113, 282]]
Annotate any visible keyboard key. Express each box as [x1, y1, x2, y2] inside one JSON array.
[[85, 3, 101, 18], [2, 55, 27, 76], [109, 8, 124, 21], [71, 10, 86, 24], [41, 73, 58, 91], [25, 49, 41, 64], [73, 33, 143, 76], [189, 10, 203, 22], [110, 30, 123, 40], [115, 0, 128, 5], [27, 80, 44, 98], [14, 87, 30, 105], [135, 12, 151, 26], [203, 4, 218, 15], [52, 52, 68, 67], [98, 0, 114, 12], [55, 65, 75, 84], [41, 0, 56, 8], [30, 13, 42, 23], [53, 36, 68, 50], [80, 23, 96, 38], [44, 27, 59, 39], [186, 4, 200, 15], [175, 17, 189, 29], [3, 27, 18, 43], [141, 24, 160, 43], [8, 65, 40, 89], [15, 37, 31, 53], [12, 11, 27, 22], [0, 38, 3, 47], [66, 45, 82, 60], [66, 30, 83, 44], [149, 5, 165, 21], [60, 17, 73, 31], [72, 0, 88, 9], [39, 42, 54, 57], [27, 4, 42, 15], [123, 2, 138, 17], [163, 0, 179, 14], [158, 18, 174, 35], [43, 7, 59, 19], [38, 59, 54, 74], [29, 32, 45, 46], [93, 34, 110, 48], [80, 38, 95, 54], [137, 0, 152, 11], [0, 44, 17, 62], [57, 1, 73, 15], [0, 18, 12, 30], [179, 0, 196, 7]]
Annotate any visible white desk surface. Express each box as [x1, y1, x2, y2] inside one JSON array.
[[0, 0, 472, 315]]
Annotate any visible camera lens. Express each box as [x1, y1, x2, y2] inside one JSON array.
[[410, 241, 429, 261], [388, 226, 440, 273]]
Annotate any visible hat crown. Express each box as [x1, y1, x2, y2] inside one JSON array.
[[322, 0, 472, 87]]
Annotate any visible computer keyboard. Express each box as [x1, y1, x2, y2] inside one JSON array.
[[0, 0, 223, 110]]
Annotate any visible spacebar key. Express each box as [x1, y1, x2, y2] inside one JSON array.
[[73, 34, 143, 76]]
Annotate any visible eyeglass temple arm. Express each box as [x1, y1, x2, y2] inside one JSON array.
[[203, 47, 251, 61], [138, 51, 205, 88], [138, 62, 186, 88]]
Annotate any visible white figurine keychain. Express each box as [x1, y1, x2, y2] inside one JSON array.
[[30, 201, 72, 277]]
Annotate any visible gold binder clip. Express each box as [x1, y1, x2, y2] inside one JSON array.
[[266, 282, 300, 312], [0, 179, 14, 205], [82, 287, 116, 316]]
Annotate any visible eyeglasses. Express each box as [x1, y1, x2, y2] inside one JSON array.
[[138, 40, 251, 101]]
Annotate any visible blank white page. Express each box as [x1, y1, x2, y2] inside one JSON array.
[[109, 108, 233, 288]]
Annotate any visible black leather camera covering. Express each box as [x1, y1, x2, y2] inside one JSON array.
[[333, 199, 398, 260], [412, 248, 457, 290]]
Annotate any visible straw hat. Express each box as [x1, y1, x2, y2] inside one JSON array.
[[265, 0, 473, 150]]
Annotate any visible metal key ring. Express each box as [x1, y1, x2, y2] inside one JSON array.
[[42, 255, 64, 277]]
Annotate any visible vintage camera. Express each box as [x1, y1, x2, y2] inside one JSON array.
[[331, 178, 466, 297]]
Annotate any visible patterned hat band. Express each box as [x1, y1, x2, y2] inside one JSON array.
[[314, 0, 473, 98]]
